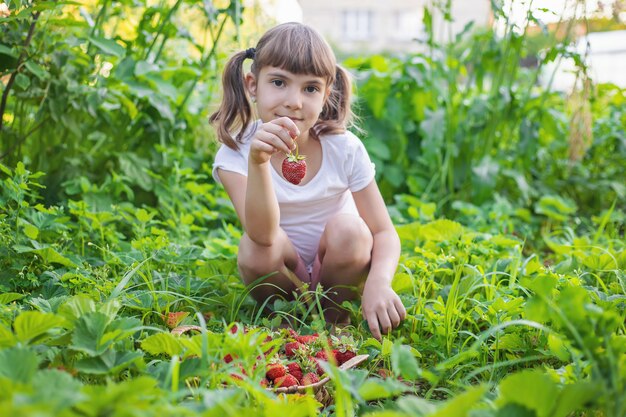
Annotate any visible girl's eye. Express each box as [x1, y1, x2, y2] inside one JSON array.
[[271, 79, 284, 87], [305, 86, 319, 93]]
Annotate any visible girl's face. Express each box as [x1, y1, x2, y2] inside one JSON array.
[[246, 66, 329, 138]]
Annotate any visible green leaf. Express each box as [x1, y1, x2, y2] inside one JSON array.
[[24, 61, 48, 81], [71, 312, 111, 356], [32, 369, 84, 410], [88, 35, 125, 57], [495, 404, 536, 417], [13, 311, 65, 344], [0, 347, 40, 384], [418, 219, 464, 242], [23, 222, 39, 239], [547, 333, 570, 361], [397, 396, 437, 416], [364, 139, 391, 160], [552, 381, 598, 417], [14, 245, 78, 268], [535, 195, 577, 222], [118, 153, 153, 191], [381, 338, 393, 357], [496, 370, 557, 417], [75, 350, 143, 375], [392, 272, 414, 294], [491, 333, 525, 351], [522, 274, 557, 298], [0, 44, 17, 58], [490, 234, 523, 248], [147, 93, 174, 122], [141, 333, 184, 357], [384, 165, 406, 188], [391, 343, 421, 380], [14, 72, 30, 90], [101, 317, 142, 346], [358, 377, 411, 401], [58, 295, 97, 323], [0, 293, 25, 304], [136, 208, 155, 223], [430, 385, 487, 417], [0, 163, 12, 176], [0, 325, 16, 348]]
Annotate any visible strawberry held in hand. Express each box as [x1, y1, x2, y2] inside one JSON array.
[[282, 140, 306, 185]]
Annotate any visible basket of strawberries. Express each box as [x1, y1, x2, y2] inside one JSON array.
[[170, 324, 367, 399], [263, 330, 367, 394]]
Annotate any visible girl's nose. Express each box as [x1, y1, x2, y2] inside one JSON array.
[[285, 91, 303, 109]]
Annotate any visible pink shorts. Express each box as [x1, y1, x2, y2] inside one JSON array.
[[293, 254, 322, 290]]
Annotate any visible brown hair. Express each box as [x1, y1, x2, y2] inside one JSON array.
[[209, 22, 354, 149]]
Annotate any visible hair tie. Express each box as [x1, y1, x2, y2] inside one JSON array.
[[244, 48, 256, 60]]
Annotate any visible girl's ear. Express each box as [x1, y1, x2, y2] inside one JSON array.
[[245, 72, 257, 99]]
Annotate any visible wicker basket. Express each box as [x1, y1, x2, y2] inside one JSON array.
[[269, 354, 369, 394], [171, 324, 203, 336], [171, 325, 369, 401]]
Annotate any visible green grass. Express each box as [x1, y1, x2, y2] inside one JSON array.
[[0, 161, 624, 416]]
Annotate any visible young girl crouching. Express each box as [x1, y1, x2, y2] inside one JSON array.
[[210, 22, 405, 340]]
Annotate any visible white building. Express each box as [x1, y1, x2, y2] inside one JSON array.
[[296, 0, 492, 53]]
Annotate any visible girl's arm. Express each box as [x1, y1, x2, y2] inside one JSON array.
[[218, 118, 299, 246], [244, 158, 279, 245], [353, 181, 407, 340]]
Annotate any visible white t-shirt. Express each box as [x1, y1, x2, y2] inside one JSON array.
[[212, 121, 376, 268]]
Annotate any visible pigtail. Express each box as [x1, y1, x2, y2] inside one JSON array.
[[209, 51, 254, 150], [314, 65, 356, 138]]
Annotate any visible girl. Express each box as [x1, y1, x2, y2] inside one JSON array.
[[210, 22, 405, 340]]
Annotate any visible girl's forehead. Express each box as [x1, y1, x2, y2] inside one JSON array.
[[260, 66, 328, 83]]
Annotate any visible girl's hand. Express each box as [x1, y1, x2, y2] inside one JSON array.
[[249, 117, 300, 165], [361, 281, 406, 340]]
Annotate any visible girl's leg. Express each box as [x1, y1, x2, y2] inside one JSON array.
[[317, 214, 374, 324], [237, 228, 304, 302]]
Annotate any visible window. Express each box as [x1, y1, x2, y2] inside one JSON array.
[[342, 10, 373, 41]]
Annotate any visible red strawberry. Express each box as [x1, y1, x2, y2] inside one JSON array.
[[335, 350, 356, 365], [274, 374, 299, 388], [315, 350, 337, 365], [266, 363, 286, 381], [301, 372, 320, 385], [310, 356, 325, 376], [286, 362, 303, 382], [282, 153, 306, 185], [296, 334, 318, 344], [284, 341, 302, 357], [224, 353, 234, 363]]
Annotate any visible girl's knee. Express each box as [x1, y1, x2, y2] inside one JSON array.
[[237, 232, 298, 284], [322, 215, 372, 266], [238, 234, 279, 281]]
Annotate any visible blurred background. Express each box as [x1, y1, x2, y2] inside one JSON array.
[[1, 0, 624, 252], [267, 0, 626, 89]]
